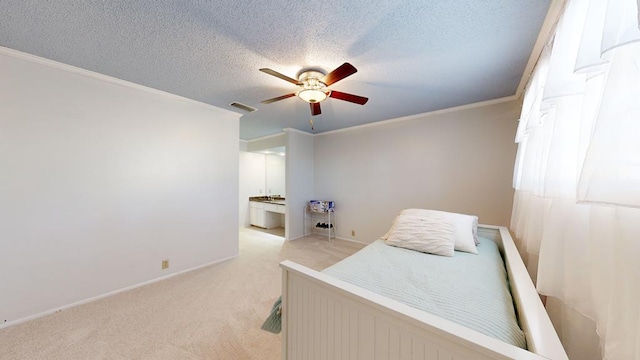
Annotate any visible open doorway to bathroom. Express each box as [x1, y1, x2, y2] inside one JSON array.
[[239, 146, 286, 239]]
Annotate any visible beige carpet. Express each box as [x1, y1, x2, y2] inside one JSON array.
[[0, 228, 365, 360]]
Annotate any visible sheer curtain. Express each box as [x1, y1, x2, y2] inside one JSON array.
[[511, 0, 640, 359]]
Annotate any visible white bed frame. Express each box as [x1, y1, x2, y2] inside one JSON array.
[[279, 225, 568, 360]]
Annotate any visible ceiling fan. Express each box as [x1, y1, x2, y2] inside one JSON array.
[[259, 63, 368, 117]]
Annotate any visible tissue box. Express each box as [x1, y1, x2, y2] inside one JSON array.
[[309, 200, 334, 212]]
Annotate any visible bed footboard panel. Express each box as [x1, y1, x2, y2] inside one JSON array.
[[281, 261, 544, 360]]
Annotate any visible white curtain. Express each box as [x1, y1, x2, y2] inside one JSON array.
[[511, 0, 640, 359]]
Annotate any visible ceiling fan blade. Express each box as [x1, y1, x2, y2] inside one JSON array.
[[259, 68, 302, 85], [261, 93, 297, 104], [329, 90, 369, 105], [310, 102, 321, 116], [321, 63, 358, 86]]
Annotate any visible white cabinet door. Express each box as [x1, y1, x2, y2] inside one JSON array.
[[250, 201, 266, 228], [255, 209, 265, 228], [249, 208, 262, 226], [249, 206, 258, 226]]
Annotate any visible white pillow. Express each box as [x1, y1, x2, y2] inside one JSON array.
[[384, 214, 456, 257], [398, 209, 479, 254]]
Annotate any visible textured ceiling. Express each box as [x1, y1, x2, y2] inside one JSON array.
[[0, 0, 551, 140]]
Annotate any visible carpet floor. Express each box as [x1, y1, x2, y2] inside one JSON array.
[[0, 228, 365, 360]]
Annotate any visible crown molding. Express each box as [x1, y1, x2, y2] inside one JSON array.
[[246, 131, 286, 143], [315, 95, 518, 137], [514, 0, 566, 98], [241, 95, 520, 141], [283, 128, 313, 136], [0, 46, 241, 118]]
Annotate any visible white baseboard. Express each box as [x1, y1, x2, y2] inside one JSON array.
[[0, 254, 238, 330], [334, 236, 371, 245], [288, 234, 370, 245]]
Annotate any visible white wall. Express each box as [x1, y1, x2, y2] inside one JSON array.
[[238, 152, 266, 227], [313, 100, 520, 243], [285, 129, 314, 240], [246, 132, 285, 152], [0, 49, 240, 325]]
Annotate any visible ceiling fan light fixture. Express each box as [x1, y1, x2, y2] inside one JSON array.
[[296, 70, 328, 103], [298, 89, 328, 103], [260, 63, 367, 117]]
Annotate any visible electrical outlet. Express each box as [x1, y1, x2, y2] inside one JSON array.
[[351, 230, 355, 237], [161, 259, 169, 269]]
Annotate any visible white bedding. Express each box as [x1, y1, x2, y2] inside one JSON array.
[[322, 237, 527, 349]]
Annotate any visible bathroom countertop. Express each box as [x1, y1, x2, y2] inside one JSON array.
[[249, 196, 286, 205]]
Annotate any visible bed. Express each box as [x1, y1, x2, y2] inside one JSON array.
[[279, 224, 568, 360]]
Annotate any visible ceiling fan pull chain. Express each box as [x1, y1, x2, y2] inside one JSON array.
[[309, 118, 314, 131]]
